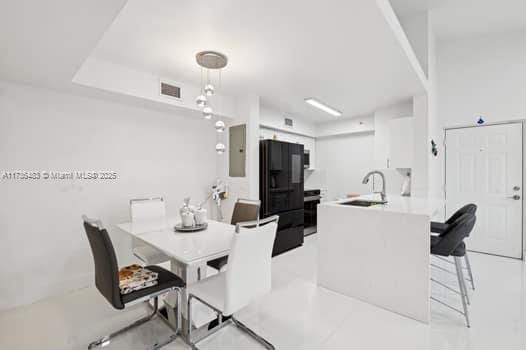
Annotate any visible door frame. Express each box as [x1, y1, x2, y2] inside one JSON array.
[[443, 120, 525, 260]]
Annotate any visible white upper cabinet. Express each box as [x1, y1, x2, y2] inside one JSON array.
[[388, 117, 414, 169]]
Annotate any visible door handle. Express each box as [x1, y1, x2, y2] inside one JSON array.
[[509, 195, 521, 200], [513, 186, 521, 191]]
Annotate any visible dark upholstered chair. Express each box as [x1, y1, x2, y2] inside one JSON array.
[[431, 203, 477, 234], [207, 198, 261, 271], [430, 213, 476, 327], [83, 215, 185, 349], [431, 203, 477, 291]]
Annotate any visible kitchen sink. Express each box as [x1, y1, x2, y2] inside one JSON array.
[[340, 199, 387, 207]]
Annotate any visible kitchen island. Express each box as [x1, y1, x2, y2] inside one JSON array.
[[317, 194, 443, 324]]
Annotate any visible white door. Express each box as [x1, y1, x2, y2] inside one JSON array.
[[445, 123, 523, 259]]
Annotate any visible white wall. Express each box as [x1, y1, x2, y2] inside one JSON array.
[[314, 133, 376, 201], [398, 12, 429, 77], [216, 95, 261, 222], [434, 30, 526, 201], [259, 104, 316, 137], [0, 81, 218, 311], [427, 19, 441, 200], [317, 115, 375, 138], [412, 95, 429, 197], [438, 31, 526, 128], [73, 57, 238, 119]]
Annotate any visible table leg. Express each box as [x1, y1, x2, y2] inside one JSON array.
[[164, 259, 209, 337]]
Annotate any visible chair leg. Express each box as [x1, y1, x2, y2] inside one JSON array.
[[454, 257, 471, 328], [464, 252, 475, 290], [187, 294, 274, 350], [88, 292, 180, 349], [232, 316, 275, 350]]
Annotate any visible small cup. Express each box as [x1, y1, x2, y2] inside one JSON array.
[[194, 208, 207, 225]]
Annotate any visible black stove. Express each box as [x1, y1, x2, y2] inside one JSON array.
[[304, 189, 321, 236]]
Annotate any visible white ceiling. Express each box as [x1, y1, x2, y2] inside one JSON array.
[[3, 0, 524, 123], [390, 0, 526, 40], [0, 0, 127, 89], [90, 0, 426, 122]]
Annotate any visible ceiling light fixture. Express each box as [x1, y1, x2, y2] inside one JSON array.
[[215, 120, 226, 133], [195, 94, 207, 108], [195, 51, 229, 154], [203, 106, 213, 119], [204, 83, 215, 96], [304, 98, 342, 117]]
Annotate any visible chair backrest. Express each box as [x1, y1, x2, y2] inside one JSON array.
[[231, 198, 260, 225], [432, 213, 476, 257], [130, 197, 166, 221], [223, 216, 278, 315], [446, 203, 477, 226], [82, 215, 124, 309]]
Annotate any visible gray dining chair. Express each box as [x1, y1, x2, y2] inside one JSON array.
[[82, 215, 185, 349], [207, 198, 261, 271]]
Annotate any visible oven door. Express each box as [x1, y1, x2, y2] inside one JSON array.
[[304, 195, 320, 236]]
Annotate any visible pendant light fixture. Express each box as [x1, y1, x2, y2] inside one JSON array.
[[203, 106, 213, 119], [215, 120, 225, 133], [195, 51, 228, 155], [196, 94, 207, 108], [215, 142, 226, 155], [195, 66, 207, 108]]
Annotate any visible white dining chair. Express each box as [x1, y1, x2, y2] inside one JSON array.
[[130, 197, 169, 265], [187, 215, 279, 349]]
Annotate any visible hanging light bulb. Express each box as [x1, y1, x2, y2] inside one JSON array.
[[203, 106, 213, 119], [215, 142, 226, 155], [204, 83, 215, 96], [196, 94, 207, 108], [215, 120, 225, 133]]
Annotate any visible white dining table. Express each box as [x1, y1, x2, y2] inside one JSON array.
[[116, 217, 235, 333]]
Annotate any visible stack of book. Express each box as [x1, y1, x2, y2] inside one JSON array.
[[119, 264, 158, 295]]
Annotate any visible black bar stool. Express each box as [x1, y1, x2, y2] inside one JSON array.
[[430, 213, 476, 327], [431, 203, 477, 290]]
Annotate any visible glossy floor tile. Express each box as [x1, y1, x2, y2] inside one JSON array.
[[1, 235, 525, 350]]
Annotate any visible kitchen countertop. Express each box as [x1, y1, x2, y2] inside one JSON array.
[[320, 193, 444, 219]]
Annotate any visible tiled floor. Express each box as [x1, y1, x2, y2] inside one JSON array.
[[1, 235, 525, 350]]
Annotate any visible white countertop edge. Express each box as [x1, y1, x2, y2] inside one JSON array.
[[319, 193, 443, 217]]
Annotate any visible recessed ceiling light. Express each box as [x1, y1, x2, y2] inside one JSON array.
[[304, 98, 342, 117]]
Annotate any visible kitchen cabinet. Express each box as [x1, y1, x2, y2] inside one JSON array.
[[388, 117, 414, 169]]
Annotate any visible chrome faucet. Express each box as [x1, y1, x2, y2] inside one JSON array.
[[362, 170, 387, 202]]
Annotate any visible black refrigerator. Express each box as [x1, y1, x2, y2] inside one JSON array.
[[260, 139, 304, 256]]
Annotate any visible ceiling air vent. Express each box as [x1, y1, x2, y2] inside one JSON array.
[[160, 81, 181, 99], [284, 118, 293, 127]]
